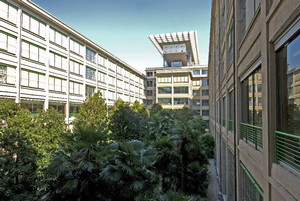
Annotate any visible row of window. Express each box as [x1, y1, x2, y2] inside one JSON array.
[[0, 31, 16, 54], [192, 69, 208, 75]]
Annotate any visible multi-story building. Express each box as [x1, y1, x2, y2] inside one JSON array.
[[209, 0, 300, 201], [0, 0, 146, 123], [145, 31, 209, 122]]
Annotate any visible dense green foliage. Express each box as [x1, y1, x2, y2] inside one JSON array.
[[0, 95, 215, 201]]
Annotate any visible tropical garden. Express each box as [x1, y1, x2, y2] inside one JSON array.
[[0, 91, 214, 201]]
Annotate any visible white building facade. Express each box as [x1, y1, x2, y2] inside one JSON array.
[[0, 0, 146, 123]]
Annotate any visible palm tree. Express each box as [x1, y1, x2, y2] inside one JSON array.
[[100, 140, 158, 201]]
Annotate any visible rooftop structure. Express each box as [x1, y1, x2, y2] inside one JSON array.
[[148, 31, 200, 67]]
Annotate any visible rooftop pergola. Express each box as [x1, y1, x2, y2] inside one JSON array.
[[148, 31, 200, 65]]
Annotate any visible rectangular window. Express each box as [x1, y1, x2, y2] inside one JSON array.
[[21, 102, 43, 114], [21, 70, 45, 89], [49, 27, 67, 48], [22, 12, 46, 37], [0, 65, 15, 84], [174, 87, 188, 94], [202, 69, 208, 75], [229, 90, 234, 132], [193, 70, 200, 75], [241, 68, 262, 126], [202, 79, 208, 86], [228, 147, 235, 201], [202, 110, 209, 116], [69, 81, 82, 95], [276, 32, 300, 135], [98, 71, 106, 83], [86, 48, 96, 62], [86, 85, 95, 97], [108, 75, 115, 86], [193, 100, 201, 106], [240, 0, 261, 39], [202, 100, 209, 106], [157, 76, 171, 83], [202, 89, 209, 96], [0, 31, 17, 54], [49, 104, 65, 114], [49, 52, 67, 71], [174, 75, 188, 83], [69, 105, 80, 117], [147, 72, 153, 77], [0, 0, 17, 24], [174, 98, 188, 105], [171, 61, 182, 67], [109, 60, 115, 71], [86, 67, 96, 80], [158, 98, 171, 105], [193, 90, 200, 96], [147, 81, 153, 87], [21, 41, 45, 63], [240, 162, 263, 201], [158, 87, 172, 94], [146, 99, 153, 105], [193, 79, 201, 86], [146, 90, 153, 96], [70, 60, 83, 75], [70, 38, 83, 55]]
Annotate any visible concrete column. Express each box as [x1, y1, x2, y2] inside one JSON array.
[[15, 6, 22, 104]]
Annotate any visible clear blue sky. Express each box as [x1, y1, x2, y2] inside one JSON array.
[[32, 0, 212, 73]]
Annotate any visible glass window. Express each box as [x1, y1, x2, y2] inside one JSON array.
[[146, 100, 153, 105], [193, 90, 200, 96], [171, 61, 182, 67], [202, 89, 209, 96], [21, 102, 43, 114], [174, 75, 188, 83], [174, 98, 188, 105], [157, 76, 171, 83], [174, 87, 188, 94], [202, 70, 208, 75], [193, 79, 201, 86], [202, 79, 208, 86], [193, 70, 200, 75], [147, 72, 153, 77], [158, 87, 172, 94], [240, 0, 261, 39], [86, 67, 96, 80], [146, 90, 153, 96], [0, 65, 15, 84], [202, 110, 209, 116], [202, 100, 209, 106], [69, 105, 80, 117], [158, 98, 172, 105], [193, 100, 201, 106], [86, 85, 95, 97], [86, 48, 96, 62], [146, 81, 153, 87], [276, 33, 300, 135], [241, 68, 262, 126], [49, 104, 64, 114]]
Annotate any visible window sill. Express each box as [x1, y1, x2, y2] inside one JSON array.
[[21, 86, 45, 91], [22, 57, 45, 66], [49, 90, 66, 95], [70, 72, 83, 77], [50, 41, 67, 50], [49, 66, 67, 72], [0, 18, 17, 27], [0, 83, 15, 87], [70, 50, 83, 58], [22, 28, 45, 40], [70, 93, 82, 97], [0, 49, 17, 57]]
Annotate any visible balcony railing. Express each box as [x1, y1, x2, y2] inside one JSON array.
[[240, 123, 263, 151], [275, 131, 300, 173], [228, 120, 234, 132], [222, 119, 226, 127]]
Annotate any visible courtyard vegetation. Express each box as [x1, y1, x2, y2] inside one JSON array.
[[0, 92, 214, 201]]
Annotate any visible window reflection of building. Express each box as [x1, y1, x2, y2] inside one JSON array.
[[242, 68, 262, 127], [277, 33, 300, 135]]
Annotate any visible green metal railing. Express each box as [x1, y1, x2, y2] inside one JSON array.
[[222, 119, 226, 127], [240, 123, 263, 151], [229, 120, 234, 132], [275, 131, 300, 173]]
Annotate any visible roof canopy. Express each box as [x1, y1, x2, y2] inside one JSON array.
[[148, 31, 200, 65]]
